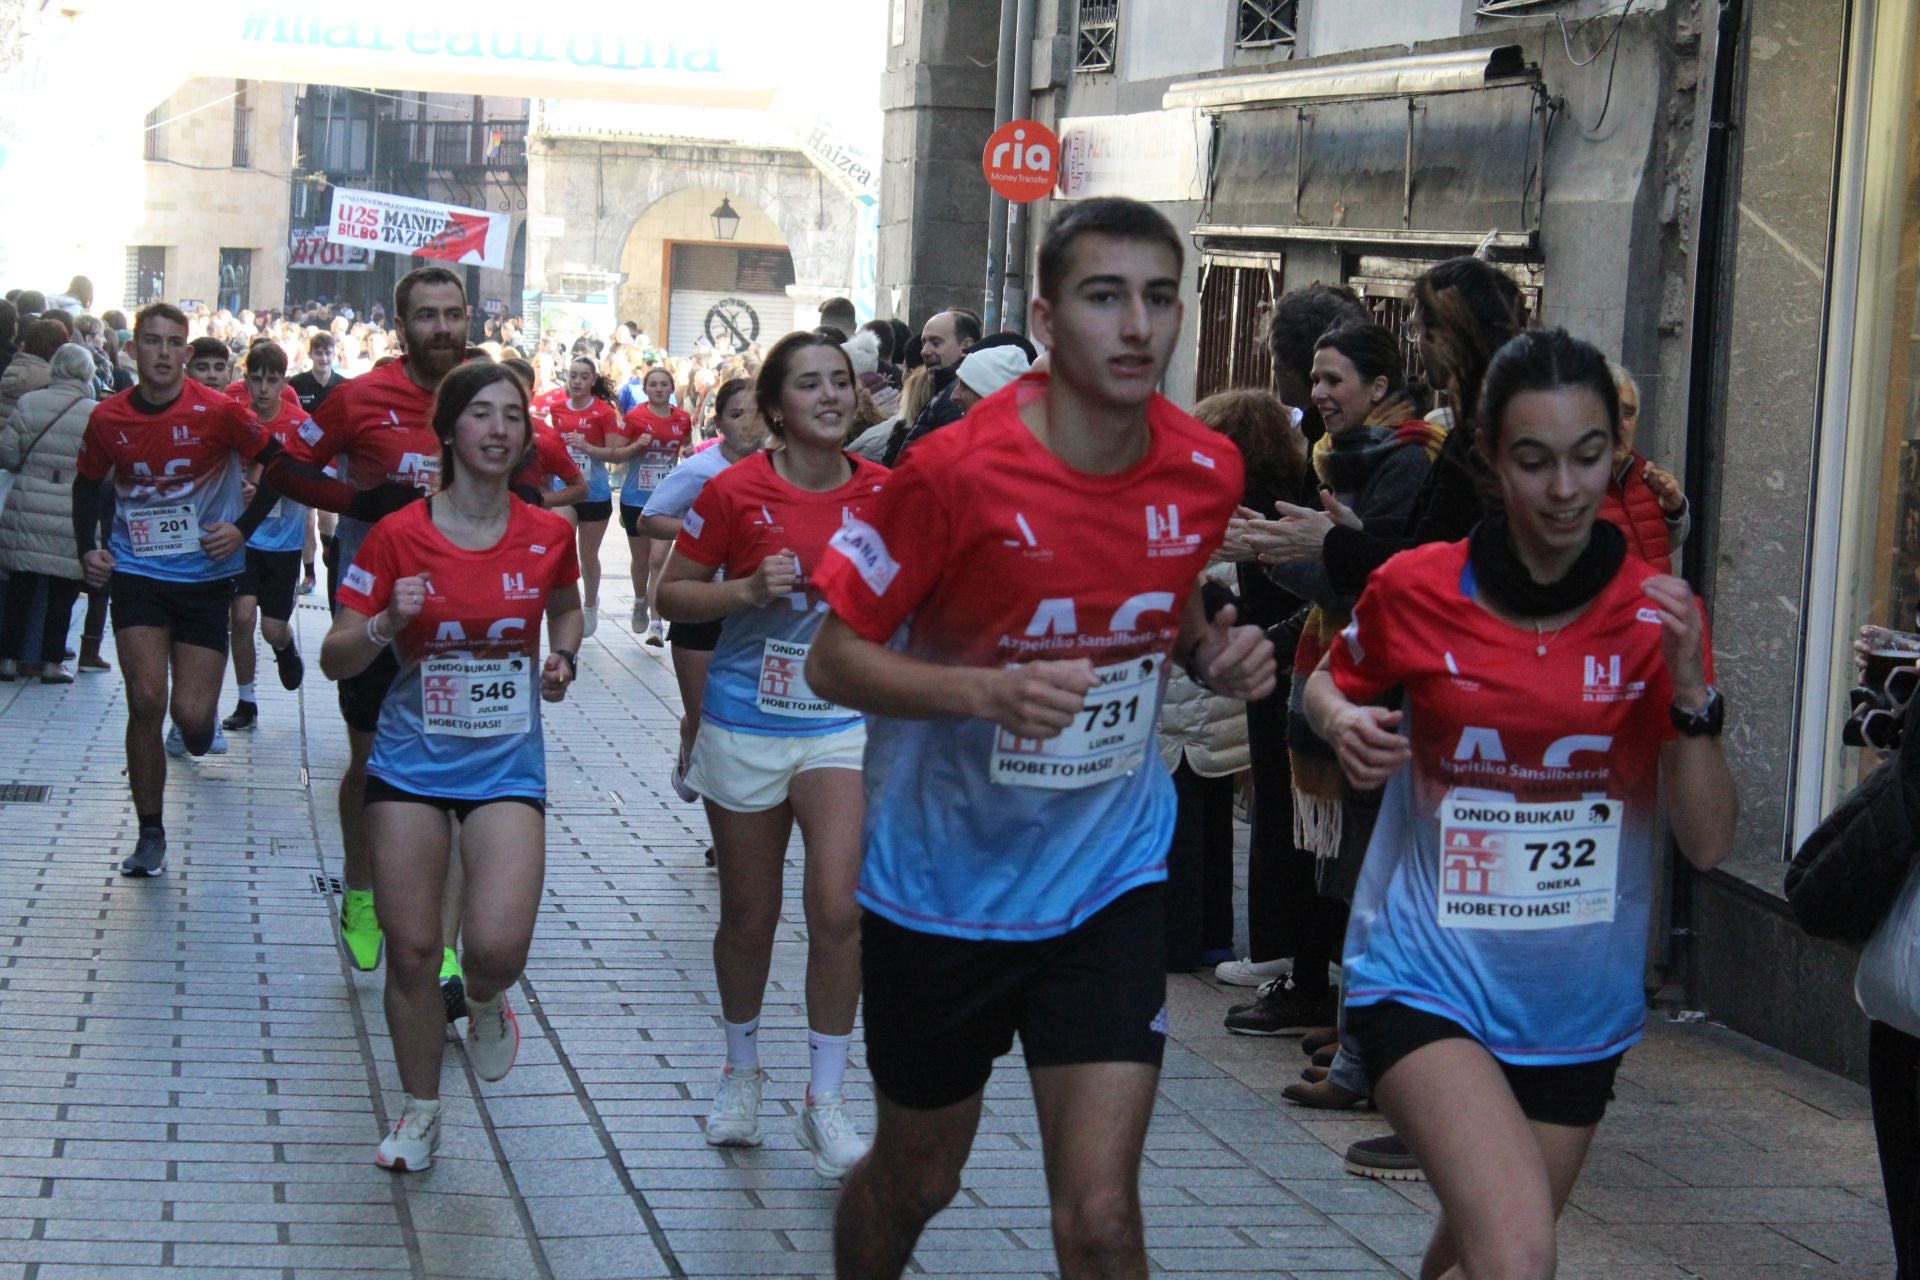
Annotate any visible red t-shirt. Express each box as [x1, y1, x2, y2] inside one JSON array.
[[225, 380, 304, 415], [511, 421, 585, 493], [303, 359, 439, 493], [77, 380, 274, 582]]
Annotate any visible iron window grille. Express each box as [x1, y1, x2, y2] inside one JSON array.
[[1236, 0, 1298, 48], [1076, 1, 1118, 74]]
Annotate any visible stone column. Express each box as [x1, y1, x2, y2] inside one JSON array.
[[878, 0, 1003, 327]]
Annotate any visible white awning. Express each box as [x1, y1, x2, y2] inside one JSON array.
[[1164, 44, 1532, 112]]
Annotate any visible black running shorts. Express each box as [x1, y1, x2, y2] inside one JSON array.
[[109, 572, 234, 654], [618, 503, 648, 538], [574, 498, 613, 523], [861, 884, 1169, 1111], [668, 618, 723, 652], [1345, 1000, 1623, 1128], [236, 548, 302, 622], [337, 645, 400, 735], [363, 775, 544, 821]]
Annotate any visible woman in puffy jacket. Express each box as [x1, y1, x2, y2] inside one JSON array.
[[0, 343, 97, 681]]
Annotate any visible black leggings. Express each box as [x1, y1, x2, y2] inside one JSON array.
[[1872, 1020, 1920, 1280], [0, 572, 82, 663]]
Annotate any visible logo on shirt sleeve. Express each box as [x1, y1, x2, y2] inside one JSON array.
[[828, 517, 900, 596], [684, 509, 705, 539], [342, 564, 376, 596]]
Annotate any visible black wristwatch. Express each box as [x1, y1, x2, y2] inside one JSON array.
[[1670, 686, 1724, 738], [552, 648, 578, 678]]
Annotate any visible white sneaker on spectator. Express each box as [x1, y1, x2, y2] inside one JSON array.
[[705, 1065, 764, 1147], [795, 1092, 866, 1178], [1213, 956, 1294, 987]]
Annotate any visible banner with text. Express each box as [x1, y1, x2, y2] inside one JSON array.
[[326, 187, 509, 270], [290, 230, 372, 271]]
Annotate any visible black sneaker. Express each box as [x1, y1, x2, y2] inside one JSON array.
[[118, 831, 167, 877], [221, 701, 258, 731], [1344, 1133, 1424, 1182], [1223, 976, 1337, 1036], [273, 643, 305, 691]]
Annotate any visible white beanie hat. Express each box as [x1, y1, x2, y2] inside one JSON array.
[[956, 345, 1030, 399], [842, 329, 880, 377]]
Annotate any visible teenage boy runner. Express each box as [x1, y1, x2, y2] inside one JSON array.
[[74, 304, 291, 877], [809, 198, 1277, 1278], [263, 267, 469, 975], [221, 342, 309, 732]]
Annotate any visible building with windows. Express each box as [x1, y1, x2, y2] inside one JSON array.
[[126, 76, 296, 314], [883, 0, 1920, 1082]]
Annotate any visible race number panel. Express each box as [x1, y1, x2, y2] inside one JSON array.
[[127, 503, 197, 558], [1437, 792, 1623, 931], [421, 655, 532, 738], [989, 656, 1159, 790]]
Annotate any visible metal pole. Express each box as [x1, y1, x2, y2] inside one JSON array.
[[1001, 0, 1038, 334], [983, 0, 1018, 330]]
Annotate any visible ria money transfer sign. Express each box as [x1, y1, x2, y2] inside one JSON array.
[[326, 188, 510, 270]]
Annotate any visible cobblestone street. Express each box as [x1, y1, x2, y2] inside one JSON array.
[[0, 551, 1895, 1279]]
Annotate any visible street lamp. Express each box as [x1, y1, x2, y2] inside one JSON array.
[[711, 197, 741, 242]]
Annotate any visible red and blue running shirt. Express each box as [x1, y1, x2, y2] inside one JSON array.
[[673, 450, 887, 740], [302, 358, 438, 581], [621, 404, 693, 505], [77, 380, 273, 583], [547, 397, 619, 502], [814, 374, 1243, 941], [511, 421, 586, 497], [1328, 540, 1713, 1065], [246, 405, 318, 555], [336, 500, 581, 800]]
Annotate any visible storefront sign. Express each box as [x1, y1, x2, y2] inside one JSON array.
[[326, 187, 510, 269], [983, 119, 1060, 203], [290, 230, 372, 271], [1056, 109, 1208, 203]]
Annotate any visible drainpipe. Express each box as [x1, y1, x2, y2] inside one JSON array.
[[983, 0, 1019, 329], [1001, 0, 1038, 334], [1670, 0, 1745, 993]]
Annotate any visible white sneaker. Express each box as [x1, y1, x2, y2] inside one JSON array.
[[645, 620, 667, 648], [164, 725, 187, 757], [209, 725, 228, 755], [704, 1065, 764, 1147], [795, 1092, 866, 1178], [630, 602, 647, 631], [464, 993, 520, 1082], [375, 1095, 441, 1172], [582, 605, 598, 639], [1214, 956, 1294, 987]]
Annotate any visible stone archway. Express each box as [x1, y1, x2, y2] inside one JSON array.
[[615, 187, 786, 340], [527, 135, 858, 345]]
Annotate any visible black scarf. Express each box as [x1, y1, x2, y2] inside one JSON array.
[[1467, 515, 1626, 618]]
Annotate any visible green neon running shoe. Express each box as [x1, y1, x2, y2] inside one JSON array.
[[440, 948, 467, 1024], [339, 888, 383, 971]]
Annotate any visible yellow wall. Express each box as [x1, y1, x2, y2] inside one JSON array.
[[129, 77, 296, 311]]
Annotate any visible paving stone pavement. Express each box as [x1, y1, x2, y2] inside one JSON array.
[[0, 547, 1895, 1278]]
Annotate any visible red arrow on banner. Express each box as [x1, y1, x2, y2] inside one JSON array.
[[417, 212, 492, 263]]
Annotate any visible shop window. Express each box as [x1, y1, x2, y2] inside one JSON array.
[[1194, 255, 1279, 400], [1076, 1, 1118, 74], [218, 248, 253, 313], [125, 247, 165, 306], [1236, 0, 1298, 48], [1804, 5, 1920, 835]]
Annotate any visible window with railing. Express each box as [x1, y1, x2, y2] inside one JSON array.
[[232, 80, 253, 168], [143, 102, 166, 162], [1076, 1, 1118, 74], [1195, 256, 1279, 400], [1236, 0, 1298, 48]]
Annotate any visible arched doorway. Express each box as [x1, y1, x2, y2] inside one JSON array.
[[617, 188, 791, 352]]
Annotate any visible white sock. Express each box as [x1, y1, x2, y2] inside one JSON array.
[[236, 683, 256, 702], [808, 1029, 852, 1101], [724, 1017, 761, 1072]]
